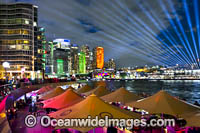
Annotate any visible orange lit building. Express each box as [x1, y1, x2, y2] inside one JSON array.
[[93, 47, 104, 69]]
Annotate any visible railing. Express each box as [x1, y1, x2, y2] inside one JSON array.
[[0, 84, 15, 100]]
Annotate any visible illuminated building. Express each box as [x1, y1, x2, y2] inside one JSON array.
[[107, 58, 116, 70], [70, 44, 79, 74], [53, 39, 70, 49], [53, 39, 71, 76], [78, 52, 86, 74], [80, 45, 92, 72], [44, 41, 54, 75], [45, 39, 79, 76], [93, 47, 104, 69], [0, 3, 40, 79], [34, 27, 46, 79]]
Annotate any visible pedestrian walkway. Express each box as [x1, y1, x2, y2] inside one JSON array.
[[9, 107, 53, 133]]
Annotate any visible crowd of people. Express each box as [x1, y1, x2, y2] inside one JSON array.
[[7, 99, 26, 121]]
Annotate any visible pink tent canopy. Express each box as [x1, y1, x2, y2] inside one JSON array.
[[43, 89, 83, 109]]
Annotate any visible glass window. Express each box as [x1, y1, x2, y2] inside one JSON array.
[[33, 22, 37, 26], [24, 40, 29, 44], [16, 45, 22, 50], [25, 19, 29, 24], [24, 45, 29, 50], [9, 45, 16, 49]]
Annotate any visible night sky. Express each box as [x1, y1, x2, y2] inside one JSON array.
[[0, 0, 199, 68]]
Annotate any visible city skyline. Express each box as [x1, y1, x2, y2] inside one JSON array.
[[0, 0, 200, 68]]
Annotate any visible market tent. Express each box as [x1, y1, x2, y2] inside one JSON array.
[[43, 89, 84, 109], [126, 90, 200, 116], [182, 110, 200, 127], [83, 85, 110, 97], [101, 87, 141, 104], [36, 86, 53, 95], [40, 86, 65, 100], [76, 84, 92, 94], [49, 94, 141, 132]]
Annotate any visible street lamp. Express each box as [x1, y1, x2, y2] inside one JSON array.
[[3, 62, 10, 79]]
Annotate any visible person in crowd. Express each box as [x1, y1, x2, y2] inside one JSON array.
[[33, 103, 38, 116], [16, 78, 20, 89], [7, 109, 12, 120], [28, 103, 33, 114], [78, 83, 81, 88]]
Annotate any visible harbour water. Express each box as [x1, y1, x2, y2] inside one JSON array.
[[87, 80, 200, 104]]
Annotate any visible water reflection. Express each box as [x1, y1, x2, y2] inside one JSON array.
[[88, 80, 200, 104]]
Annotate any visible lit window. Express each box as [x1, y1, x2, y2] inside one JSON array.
[[24, 40, 29, 44], [25, 20, 29, 24], [16, 45, 22, 50], [9, 45, 16, 49], [24, 45, 29, 50], [37, 36, 41, 40], [23, 30, 29, 35], [33, 22, 37, 26], [38, 49, 41, 53]]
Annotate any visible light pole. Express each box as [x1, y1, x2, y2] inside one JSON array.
[[3, 62, 10, 80]]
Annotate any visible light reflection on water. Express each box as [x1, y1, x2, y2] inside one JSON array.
[[87, 80, 200, 104]]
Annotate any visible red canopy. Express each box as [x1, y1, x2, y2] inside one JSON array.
[[37, 86, 53, 95], [43, 89, 83, 109], [40, 86, 65, 100]]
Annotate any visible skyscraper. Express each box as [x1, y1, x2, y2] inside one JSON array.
[[34, 27, 46, 79], [93, 47, 104, 69], [107, 58, 116, 70], [78, 52, 86, 74], [80, 45, 92, 72], [70, 44, 79, 75], [0, 3, 40, 79], [52, 39, 71, 76]]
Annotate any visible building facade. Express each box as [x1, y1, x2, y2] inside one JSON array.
[[107, 58, 116, 70], [52, 39, 71, 76], [70, 44, 79, 75], [0, 3, 40, 79], [80, 45, 92, 72], [78, 52, 86, 74], [92, 47, 104, 69]]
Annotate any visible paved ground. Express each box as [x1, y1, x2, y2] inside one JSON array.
[[9, 107, 53, 133]]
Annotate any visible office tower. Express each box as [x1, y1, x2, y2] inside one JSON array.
[[70, 44, 79, 75], [92, 47, 104, 69], [53, 39, 71, 76], [78, 52, 86, 74], [44, 41, 54, 75], [34, 27, 46, 79], [80, 45, 92, 72], [107, 58, 116, 70], [0, 3, 39, 79]]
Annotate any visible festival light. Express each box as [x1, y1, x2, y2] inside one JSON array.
[[38, 0, 200, 67], [47, 1, 180, 65], [138, 1, 192, 66], [115, 0, 186, 65], [194, 0, 200, 59], [167, 0, 199, 67], [44, 2, 180, 65], [183, 0, 199, 66]]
